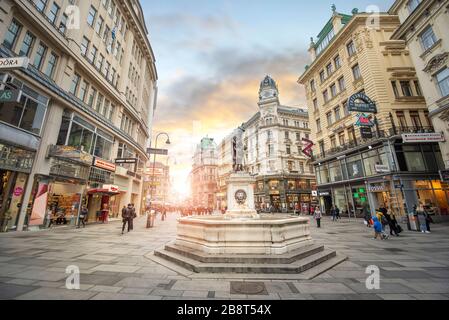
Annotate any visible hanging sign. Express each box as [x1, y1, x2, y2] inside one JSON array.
[[402, 132, 445, 143], [355, 114, 374, 127], [360, 127, 373, 139], [348, 92, 377, 113], [302, 138, 314, 158]]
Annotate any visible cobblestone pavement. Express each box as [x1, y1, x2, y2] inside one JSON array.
[[0, 213, 448, 300]]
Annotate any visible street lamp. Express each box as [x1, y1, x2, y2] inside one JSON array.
[[149, 132, 171, 213]]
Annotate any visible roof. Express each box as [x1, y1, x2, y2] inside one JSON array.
[[314, 13, 353, 52]]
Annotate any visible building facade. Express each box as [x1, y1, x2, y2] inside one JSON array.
[[191, 137, 218, 208], [390, 0, 449, 171], [143, 161, 169, 207], [298, 8, 448, 217], [0, 0, 157, 231], [216, 76, 316, 213]]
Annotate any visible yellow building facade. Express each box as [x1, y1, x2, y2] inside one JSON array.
[[298, 8, 448, 218]]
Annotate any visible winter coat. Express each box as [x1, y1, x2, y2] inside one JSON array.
[[373, 216, 382, 233], [314, 210, 322, 219]]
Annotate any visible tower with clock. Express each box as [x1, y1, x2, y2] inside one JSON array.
[[258, 75, 280, 118]]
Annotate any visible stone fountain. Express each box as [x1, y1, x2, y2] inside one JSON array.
[[152, 129, 345, 279]]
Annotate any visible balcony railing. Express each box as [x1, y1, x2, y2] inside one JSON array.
[[314, 126, 436, 161]]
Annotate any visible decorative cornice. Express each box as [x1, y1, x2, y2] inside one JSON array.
[[423, 52, 449, 74]]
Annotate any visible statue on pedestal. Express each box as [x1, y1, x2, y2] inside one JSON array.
[[232, 126, 245, 173]]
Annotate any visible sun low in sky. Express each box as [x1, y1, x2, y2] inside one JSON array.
[[142, 0, 394, 200]]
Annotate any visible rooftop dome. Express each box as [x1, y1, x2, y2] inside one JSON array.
[[259, 75, 278, 92]]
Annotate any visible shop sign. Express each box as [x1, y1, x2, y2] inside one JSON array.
[[368, 185, 385, 192], [48, 145, 93, 165], [92, 158, 116, 172], [0, 57, 29, 70], [360, 127, 373, 139], [147, 148, 168, 155], [115, 158, 137, 164], [439, 170, 449, 183], [0, 89, 20, 103], [102, 184, 119, 193], [319, 192, 330, 196], [375, 164, 390, 173], [402, 132, 445, 143], [269, 190, 280, 195], [355, 114, 374, 127], [311, 190, 318, 197], [13, 186, 24, 197], [348, 93, 377, 113]]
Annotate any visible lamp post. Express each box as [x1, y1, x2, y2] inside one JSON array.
[[149, 132, 170, 216]]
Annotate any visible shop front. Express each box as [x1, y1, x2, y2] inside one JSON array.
[[0, 141, 35, 231]]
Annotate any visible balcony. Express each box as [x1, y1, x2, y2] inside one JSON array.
[[313, 126, 436, 161]]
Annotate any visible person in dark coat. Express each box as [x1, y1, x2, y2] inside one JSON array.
[[121, 204, 134, 234]]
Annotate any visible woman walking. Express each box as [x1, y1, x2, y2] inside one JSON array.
[[314, 206, 322, 228]]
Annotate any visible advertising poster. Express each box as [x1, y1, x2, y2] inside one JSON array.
[[30, 181, 49, 226]]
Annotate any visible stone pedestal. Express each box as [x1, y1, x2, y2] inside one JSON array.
[[224, 172, 258, 220]]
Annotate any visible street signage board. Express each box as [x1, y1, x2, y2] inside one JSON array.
[[0, 57, 29, 70], [93, 158, 116, 172], [115, 158, 137, 164], [360, 127, 373, 139], [147, 148, 168, 155], [375, 164, 390, 173], [402, 132, 445, 143], [440, 170, 449, 182], [0, 89, 20, 103], [348, 92, 377, 113]]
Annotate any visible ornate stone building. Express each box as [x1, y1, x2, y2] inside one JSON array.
[[298, 7, 448, 217], [390, 0, 449, 170], [0, 0, 157, 231]]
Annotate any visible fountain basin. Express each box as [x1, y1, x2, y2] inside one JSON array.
[[175, 214, 313, 255]]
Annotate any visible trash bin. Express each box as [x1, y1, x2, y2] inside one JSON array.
[[407, 213, 419, 231]]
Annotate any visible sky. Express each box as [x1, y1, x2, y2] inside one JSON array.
[[141, 0, 394, 199]]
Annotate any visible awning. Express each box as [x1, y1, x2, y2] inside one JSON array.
[[87, 189, 121, 196]]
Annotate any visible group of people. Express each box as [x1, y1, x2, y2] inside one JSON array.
[[179, 206, 214, 217], [414, 203, 434, 233], [121, 203, 137, 234], [370, 205, 403, 240]]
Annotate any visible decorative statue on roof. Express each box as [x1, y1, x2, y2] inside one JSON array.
[[331, 4, 337, 13], [232, 126, 245, 172]]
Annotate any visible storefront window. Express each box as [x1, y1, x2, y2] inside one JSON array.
[[329, 161, 343, 182], [318, 164, 330, 184], [352, 186, 369, 213], [403, 146, 426, 171], [268, 180, 279, 190], [362, 149, 381, 177], [288, 180, 295, 190], [346, 155, 364, 179], [333, 187, 347, 212], [431, 180, 449, 215]]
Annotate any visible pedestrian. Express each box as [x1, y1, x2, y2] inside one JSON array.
[[121, 204, 133, 234], [130, 203, 137, 230], [417, 203, 430, 233], [372, 216, 384, 240], [314, 206, 322, 228], [77, 206, 88, 228], [310, 205, 315, 216], [331, 205, 336, 221], [362, 204, 371, 228], [390, 214, 402, 236], [335, 206, 340, 220], [161, 206, 167, 221]]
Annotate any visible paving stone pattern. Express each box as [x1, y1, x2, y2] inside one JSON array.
[[0, 214, 448, 300]]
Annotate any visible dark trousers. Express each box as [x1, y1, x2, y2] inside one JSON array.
[[78, 217, 86, 228], [426, 220, 431, 232], [316, 218, 321, 228], [122, 218, 132, 233]]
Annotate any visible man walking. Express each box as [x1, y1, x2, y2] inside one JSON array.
[[121, 204, 133, 234], [314, 206, 322, 228], [77, 206, 88, 228]]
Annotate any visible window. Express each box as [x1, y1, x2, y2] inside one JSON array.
[[414, 81, 422, 96], [47, 2, 60, 24], [326, 63, 333, 77], [299, 162, 304, 173], [338, 132, 345, 145], [104, 61, 111, 78], [410, 112, 422, 129], [330, 83, 337, 97], [407, 0, 421, 13], [87, 87, 97, 108], [33, 42, 47, 70], [420, 26, 438, 51], [319, 141, 325, 155], [316, 28, 335, 56], [268, 145, 274, 157], [338, 77, 346, 91], [316, 119, 322, 132], [103, 25, 110, 43], [343, 100, 349, 116], [283, 119, 289, 126], [95, 94, 104, 113], [296, 132, 301, 141], [286, 145, 291, 155], [80, 37, 89, 56], [334, 55, 341, 69], [69, 74, 80, 95], [400, 81, 413, 97], [320, 70, 326, 83], [326, 112, 333, 126], [3, 19, 22, 50], [352, 64, 361, 80], [79, 81, 89, 102], [323, 90, 329, 103], [335, 107, 341, 121], [95, 16, 104, 34], [347, 41, 356, 56], [44, 52, 58, 78], [87, 6, 97, 27], [285, 131, 289, 140], [436, 68, 449, 97], [96, 54, 104, 71], [310, 80, 316, 92], [88, 46, 97, 64], [330, 135, 336, 148], [109, 104, 115, 121], [34, 0, 48, 12], [396, 111, 407, 129], [19, 32, 35, 57], [392, 81, 400, 98], [313, 99, 318, 111], [59, 14, 68, 34]]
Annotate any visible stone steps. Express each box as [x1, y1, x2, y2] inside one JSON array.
[[164, 243, 325, 264], [154, 244, 338, 274]]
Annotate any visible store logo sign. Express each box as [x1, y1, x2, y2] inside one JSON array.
[[348, 93, 377, 113], [0, 57, 29, 70], [302, 138, 314, 158], [93, 158, 116, 172], [375, 164, 390, 173], [355, 114, 374, 127], [0, 89, 20, 102]]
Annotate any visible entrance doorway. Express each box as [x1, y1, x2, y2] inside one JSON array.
[[0, 170, 28, 230]]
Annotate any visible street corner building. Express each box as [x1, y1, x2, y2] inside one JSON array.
[[217, 76, 317, 213], [0, 0, 158, 232], [298, 6, 448, 219]]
